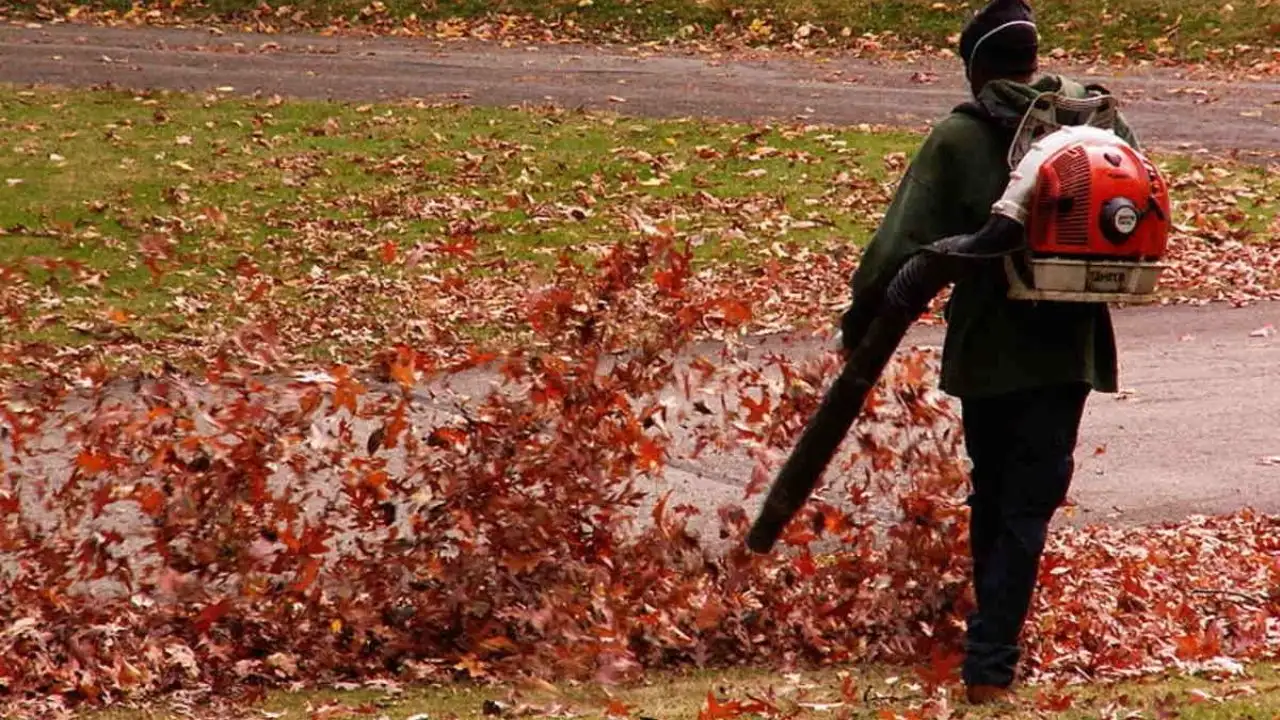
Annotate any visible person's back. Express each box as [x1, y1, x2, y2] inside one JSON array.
[[841, 0, 1142, 704], [929, 73, 1137, 400], [848, 72, 1142, 399]]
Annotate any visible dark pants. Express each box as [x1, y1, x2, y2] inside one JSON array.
[[958, 382, 1090, 689]]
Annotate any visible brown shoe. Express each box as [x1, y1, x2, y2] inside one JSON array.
[[965, 684, 1013, 705]]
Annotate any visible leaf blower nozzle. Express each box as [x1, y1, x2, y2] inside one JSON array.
[[745, 214, 1024, 554]]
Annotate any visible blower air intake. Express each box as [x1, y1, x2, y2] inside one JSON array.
[[745, 94, 1172, 555]]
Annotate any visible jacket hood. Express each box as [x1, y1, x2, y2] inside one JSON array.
[[971, 73, 1095, 128]]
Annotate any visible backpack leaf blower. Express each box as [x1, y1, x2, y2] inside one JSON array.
[[745, 92, 1172, 554]]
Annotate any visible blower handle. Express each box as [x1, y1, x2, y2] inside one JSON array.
[[744, 214, 1025, 555]]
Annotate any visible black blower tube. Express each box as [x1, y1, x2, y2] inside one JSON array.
[[744, 214, 1024, 554]]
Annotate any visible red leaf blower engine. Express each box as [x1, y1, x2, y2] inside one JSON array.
[[746, 91, 1173, 553]]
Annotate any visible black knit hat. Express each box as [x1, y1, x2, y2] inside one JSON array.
[[959, 0, 1039, 79]]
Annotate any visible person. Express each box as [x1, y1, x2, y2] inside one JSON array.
[[840, 0, 1141, 705]]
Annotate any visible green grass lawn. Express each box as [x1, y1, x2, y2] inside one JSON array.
[[1, 84, 1276, 379], [83, 662, 1280, 719], [0, 83, 914, 375], [20, 0, 1280, 63]]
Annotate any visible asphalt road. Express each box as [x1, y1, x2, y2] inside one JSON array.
[[643, 301, 1280, 532], [1, 21, 1279, 536], [2, 23, 1279, 153]]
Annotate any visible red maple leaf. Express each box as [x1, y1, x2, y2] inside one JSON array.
[[744, 458, 773, 498], [914, 646, 963, 690], [379, 240, 397, 264], [134, 485, 166, 517], [381, 402, 409, 450], [193, 598, 231, 635], [427, 427, 467, 449], [440, 235, 477, 258], [698, 691, 743, 720], [76, 449, 111, 475], [1035, 688, 1076, 712], [740, 394, 770, 423], [330, 367, 366, 414], [636, 437, 665, 471], [718, 298, 752, 325], [604, 698, 632, 718], [289, 558, 322, 594]]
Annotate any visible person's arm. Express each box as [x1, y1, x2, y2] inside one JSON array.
[[842, 125, 963, 346]]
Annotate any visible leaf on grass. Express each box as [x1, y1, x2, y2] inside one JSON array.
[[604, 698, 633, 718], [914, 647, 963, 690], [379, 240, 397, 264], [698, 691, 743, 720]]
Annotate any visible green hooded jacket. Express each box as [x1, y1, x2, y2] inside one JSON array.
[[847, 74, 1141, 399]]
